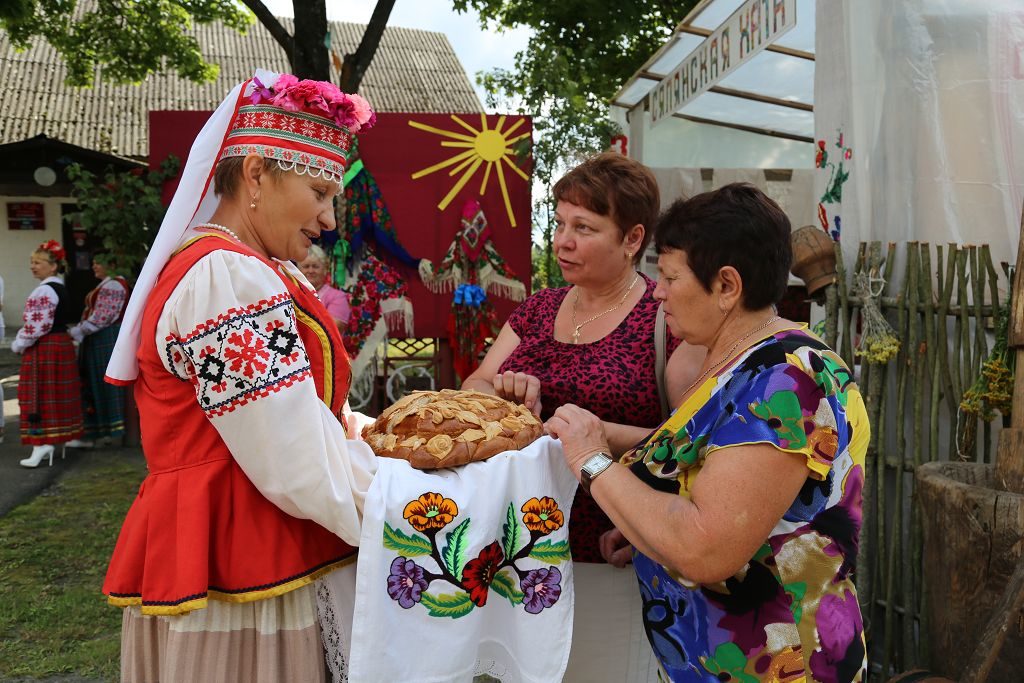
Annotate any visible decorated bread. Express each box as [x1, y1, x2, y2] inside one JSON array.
[[362, 389, 543, 469]]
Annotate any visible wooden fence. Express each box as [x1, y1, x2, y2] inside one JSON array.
[[822, 241, 1007, 679]]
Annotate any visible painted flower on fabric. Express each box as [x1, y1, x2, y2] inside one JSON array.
[[387, 557, 428, 609], [702, 642, 758, 683], [521, 567, 562, 614], [808, 589, 866, 683], [749, 390, 808, 450], [403, 492, 458, 532], [461, 541, 504, 607], [521, 497, 564, 535]]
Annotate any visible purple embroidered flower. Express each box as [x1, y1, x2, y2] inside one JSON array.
[[521, 567, 562, 614], [387, 557, 428, 609]]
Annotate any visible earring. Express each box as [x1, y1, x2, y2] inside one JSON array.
[[250, 194, 258, 210], [626, 251, 633, 260]]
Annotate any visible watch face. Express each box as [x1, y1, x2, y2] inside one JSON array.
[[583, 453, 612, 475]]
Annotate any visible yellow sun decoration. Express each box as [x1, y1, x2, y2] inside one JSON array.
[[408, 114, 530, 227]]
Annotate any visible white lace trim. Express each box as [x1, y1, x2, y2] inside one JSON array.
[[316, 579, 348, 683], [276, 158, 343, 185]]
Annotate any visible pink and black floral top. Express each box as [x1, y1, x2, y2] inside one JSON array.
[[498, 274, 680, 562]]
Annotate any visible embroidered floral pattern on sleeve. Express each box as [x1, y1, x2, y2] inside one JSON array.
[[621, 329, 869, 683], [87, 283, 128, 328], [20, 292, 57, 340], [382, 493, 569, 618], [165, 293, 311, 416]]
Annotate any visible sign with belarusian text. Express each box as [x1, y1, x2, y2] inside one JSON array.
[[649, 0, 797, 127]]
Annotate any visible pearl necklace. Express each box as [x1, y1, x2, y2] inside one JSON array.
[[199, 223, 241, 242], [681, 315, 781, 397], [571, 273, 640, 344]]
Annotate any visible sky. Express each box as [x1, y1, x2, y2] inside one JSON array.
[[263, 0, 533, 107]]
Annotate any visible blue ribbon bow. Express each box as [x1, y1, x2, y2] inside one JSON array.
[[453, 283, 487, 308]]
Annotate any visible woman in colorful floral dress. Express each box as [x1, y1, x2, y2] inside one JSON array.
[[547, 183, 869, 682]]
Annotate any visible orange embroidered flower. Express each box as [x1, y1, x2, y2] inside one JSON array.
[[403, 492, 458, 532], [521, 497, 564, 534]]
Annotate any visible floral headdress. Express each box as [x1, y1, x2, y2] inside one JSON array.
[[37, 239, 66, 263], [219, 73, 376, 185]]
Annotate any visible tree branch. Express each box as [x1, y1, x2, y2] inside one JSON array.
[[240, 0, 294, 57], [340, 0, 396, 93]]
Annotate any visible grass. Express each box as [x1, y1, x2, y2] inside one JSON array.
[[0, 452, 147, 681]]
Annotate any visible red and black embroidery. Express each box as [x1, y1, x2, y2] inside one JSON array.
[[165, 293, 312, 416]]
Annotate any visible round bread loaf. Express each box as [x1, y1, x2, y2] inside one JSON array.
[[362, 389, 543, 469]]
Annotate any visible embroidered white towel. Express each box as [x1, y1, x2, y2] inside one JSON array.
[[348, 436, 578, 683]]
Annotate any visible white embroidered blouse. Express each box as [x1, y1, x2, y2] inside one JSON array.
[[11, 276, 62, 354], [156, 249, 378, 546], [69, 277, 129, 342]]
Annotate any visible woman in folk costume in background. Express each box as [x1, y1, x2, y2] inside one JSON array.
[[66, 253, 129, 446], [102, 71, 379, 682], [11, 240, 85, 467]]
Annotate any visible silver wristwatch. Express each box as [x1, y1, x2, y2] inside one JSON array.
[[580, 452, 614, 494]]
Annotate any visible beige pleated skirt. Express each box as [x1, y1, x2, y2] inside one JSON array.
[[120, 582, 326, 683]]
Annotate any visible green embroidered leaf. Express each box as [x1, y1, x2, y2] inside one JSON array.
[[529, 539, 570, 563], [441, 518, 471, 580], [715, 642, 747, 670], [502, 502, 520, 559], [420, 591, 475, 619], [490, 568, 524, 605], [382, 522, 431, 556]]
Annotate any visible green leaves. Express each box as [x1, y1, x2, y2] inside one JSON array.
[[382, 523, 432, 557], [501, 502, 520, 560], [419, 591, 475, 619], [441, 518, 471, 580], [65, 155, 181, 279], [489, 568, 524, 606], [528, 539, 570, 563], [1, 0, 252, 87]]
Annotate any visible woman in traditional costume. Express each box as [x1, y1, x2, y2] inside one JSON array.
[[463, 152, 705, 681], [66, 253, 129, 446], [547, 184, 868, 682], [11, 240, 85, 467], [102, 71, 379, 682]]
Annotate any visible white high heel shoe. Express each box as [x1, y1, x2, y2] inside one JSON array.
[[20, 445, 55, 468]]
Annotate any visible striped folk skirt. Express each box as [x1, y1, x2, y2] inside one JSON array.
[[18, 333, 84, 445], [80, 325, 126, 439], [120, 581, 335, 683]]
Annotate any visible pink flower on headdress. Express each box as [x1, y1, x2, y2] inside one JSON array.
[[347, 94, 375, 132], [273, 79, 328, 114], [274, 73, 299, 91]]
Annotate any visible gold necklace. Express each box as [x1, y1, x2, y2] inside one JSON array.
[[571, 273, 640, 344], [681, 315, 781, 397]]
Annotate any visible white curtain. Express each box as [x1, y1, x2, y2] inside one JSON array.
[[815, 0, 1024, 286]]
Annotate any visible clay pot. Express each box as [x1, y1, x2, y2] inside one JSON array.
[[790, 225, 837, 296]]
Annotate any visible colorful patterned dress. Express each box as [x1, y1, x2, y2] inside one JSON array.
[[12, 276, 84, 445], [70, 276, 129, 439], [622, 327, 869, 682]]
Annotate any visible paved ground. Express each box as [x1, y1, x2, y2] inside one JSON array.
[[0, 347, 140, 517]]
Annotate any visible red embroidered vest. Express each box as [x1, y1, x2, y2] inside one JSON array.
[[103, 235, 355, 615]]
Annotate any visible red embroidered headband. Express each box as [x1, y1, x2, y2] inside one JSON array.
[[37, 239, 66, 263], [219, 74, 376, 185]]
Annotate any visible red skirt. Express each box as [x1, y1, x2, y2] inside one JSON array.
[[18, 333, 84, 445]]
